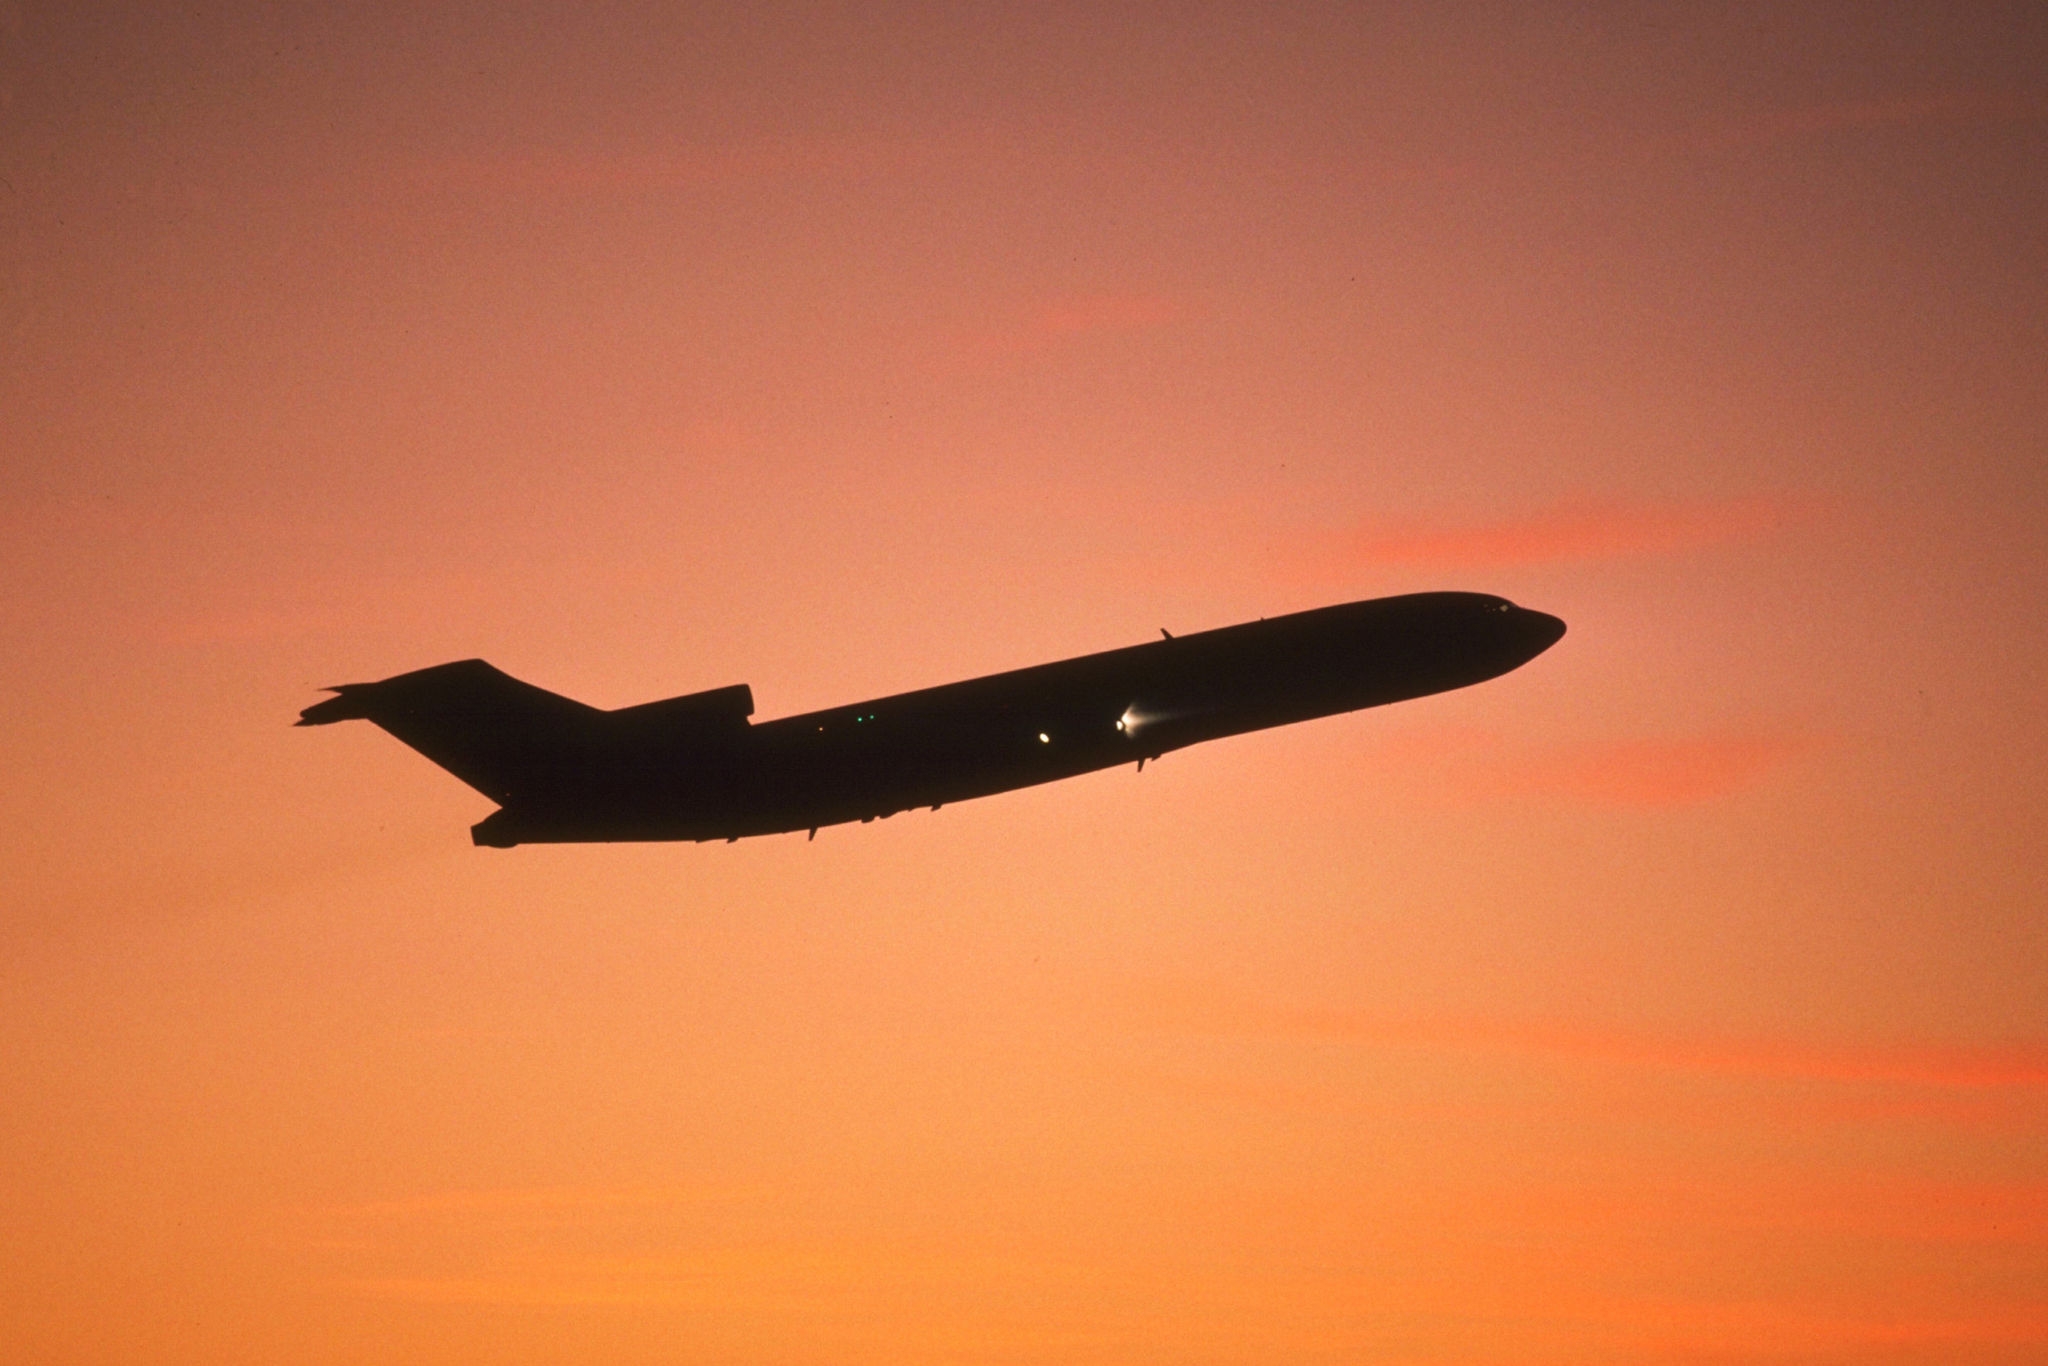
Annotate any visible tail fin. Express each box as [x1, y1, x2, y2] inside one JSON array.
[[297, 659, 600, 805]]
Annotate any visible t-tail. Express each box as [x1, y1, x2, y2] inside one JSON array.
[[295, 660, 603, 807], [296, 660, 756, 834]]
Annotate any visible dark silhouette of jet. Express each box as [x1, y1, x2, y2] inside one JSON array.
[[298, 592, 1564, 846]]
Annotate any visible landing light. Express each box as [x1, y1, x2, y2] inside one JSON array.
[[1038, 732, 1050, 744]]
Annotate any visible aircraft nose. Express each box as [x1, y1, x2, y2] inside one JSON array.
[[1512, 607, 1567, 658]]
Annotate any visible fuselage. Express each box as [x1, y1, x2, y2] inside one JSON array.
[[467, 592, 1564, 845]]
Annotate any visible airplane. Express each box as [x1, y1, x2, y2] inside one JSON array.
[[297, 591, 1565, 846]]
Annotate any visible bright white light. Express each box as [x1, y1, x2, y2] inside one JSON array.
[[1118, 707, 1143, 734], [1037, 732, 1050, 743]]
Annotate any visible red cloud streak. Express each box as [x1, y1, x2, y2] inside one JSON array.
[[1146, 985, 2048, 1092], [1378, 727, 1814, 807], [1496, 732, 1812, 806], [1280, 1010, 2048, 1091], [931, 292, 1182, 371]]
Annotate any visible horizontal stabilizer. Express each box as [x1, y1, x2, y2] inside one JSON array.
[[296, 685, 378, 726]]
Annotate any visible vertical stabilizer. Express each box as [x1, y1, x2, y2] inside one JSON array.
[[296, 659, 600, 804]]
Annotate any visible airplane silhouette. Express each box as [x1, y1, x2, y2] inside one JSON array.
[[298, 591, 1564, 845]]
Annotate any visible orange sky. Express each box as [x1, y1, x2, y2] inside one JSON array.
[[4, 4, 2046, 1362]]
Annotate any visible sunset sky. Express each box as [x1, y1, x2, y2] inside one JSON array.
[[4, 3, 2046, 1362]]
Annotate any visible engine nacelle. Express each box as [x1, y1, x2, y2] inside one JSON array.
[[606, 682, 755, 735]]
